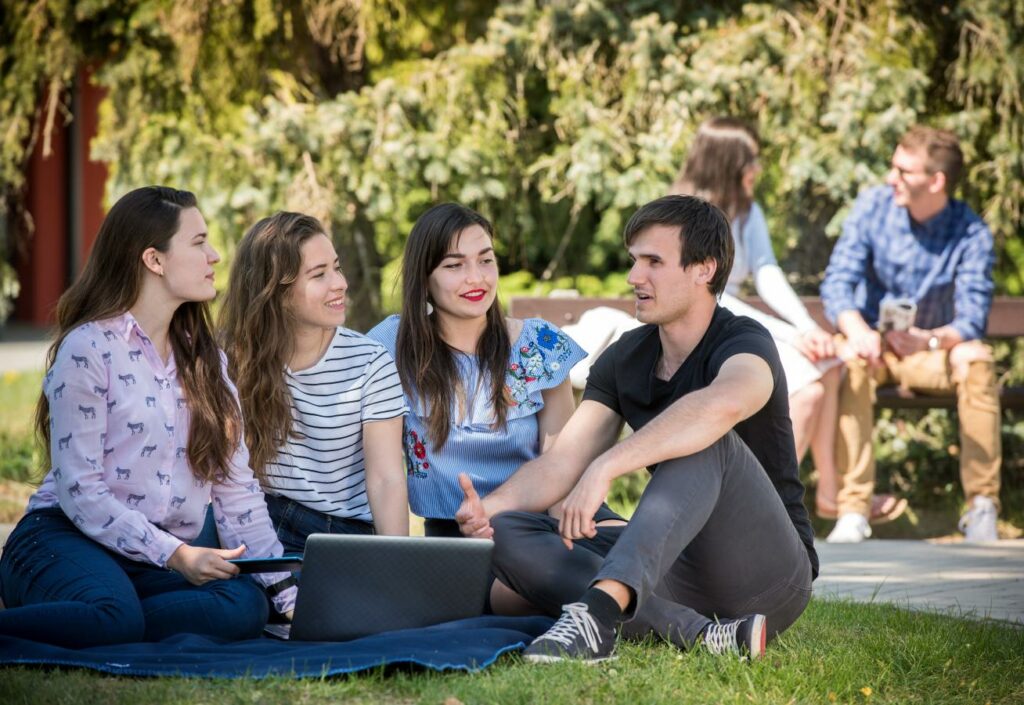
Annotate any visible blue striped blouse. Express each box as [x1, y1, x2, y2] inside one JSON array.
[[366, 316, 587, 519]]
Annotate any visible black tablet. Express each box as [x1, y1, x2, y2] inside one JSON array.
[[229, 555, 303, 574]]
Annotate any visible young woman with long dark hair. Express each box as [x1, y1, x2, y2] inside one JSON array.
[[0, 187, 295, 648], [671, 117, 904, 523], [220, 213, 407, 553], [367, 202, 623, 612]]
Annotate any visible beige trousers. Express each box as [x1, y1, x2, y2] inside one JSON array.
[[835, 344, 1002, 516]]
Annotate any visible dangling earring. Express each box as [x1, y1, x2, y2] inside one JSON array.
[[426, 301, 434, 316]]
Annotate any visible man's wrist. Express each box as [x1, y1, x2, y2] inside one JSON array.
[[586, 453, 621, 485], [927, 333, 941, 351]]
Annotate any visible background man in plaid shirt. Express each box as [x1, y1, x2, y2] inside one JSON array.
[[821, 125, 1001, 544]]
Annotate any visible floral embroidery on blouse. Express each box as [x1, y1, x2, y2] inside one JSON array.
[[505, 323, 574, 412], [404, 427, 430, 478]]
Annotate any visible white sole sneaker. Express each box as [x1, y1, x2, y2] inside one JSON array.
[[524, 652, 618, 665]]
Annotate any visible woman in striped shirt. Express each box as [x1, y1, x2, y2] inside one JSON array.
[[221, 213, 408, 553], [368, 203, 624, 613]]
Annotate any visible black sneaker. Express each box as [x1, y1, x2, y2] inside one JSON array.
[[523, 602, 617, 664], [702, 614, 767, 660]]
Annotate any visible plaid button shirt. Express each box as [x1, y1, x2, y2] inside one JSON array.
[[821, 186, 995, 340]]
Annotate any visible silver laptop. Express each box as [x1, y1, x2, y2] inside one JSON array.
[[289, 533, 494, 641]]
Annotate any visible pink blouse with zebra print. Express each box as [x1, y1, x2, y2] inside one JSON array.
[[27, 312, 295, 613]]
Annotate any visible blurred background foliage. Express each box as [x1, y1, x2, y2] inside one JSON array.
[[2, 0, 1023, 329], [1, 0, 1022, 523]]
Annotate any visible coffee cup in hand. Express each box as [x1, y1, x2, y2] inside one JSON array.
[[879, 298, 917, 332]]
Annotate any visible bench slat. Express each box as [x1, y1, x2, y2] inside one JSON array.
[[509, 296, 1024, 338]]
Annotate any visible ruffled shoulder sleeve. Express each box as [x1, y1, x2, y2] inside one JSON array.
[[504, 318, 587, 420]]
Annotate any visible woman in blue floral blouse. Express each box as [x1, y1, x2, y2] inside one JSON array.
[[368, 202, 625, 613]]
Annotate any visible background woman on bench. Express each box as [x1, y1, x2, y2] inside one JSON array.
[[220, 212, 408, 554], [0, 187, 296, 648], [671, 117, 904, 523], [367, 202, 624, 614]]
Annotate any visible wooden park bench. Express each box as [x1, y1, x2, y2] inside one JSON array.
[[508, 296, 1024, 411]]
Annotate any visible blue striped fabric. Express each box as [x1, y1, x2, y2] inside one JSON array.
[[367, 316, 587, 519], [263, 327, 407, 522], [822, 185, 995, 341]]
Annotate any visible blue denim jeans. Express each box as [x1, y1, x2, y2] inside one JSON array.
[[0, 508, 268, 648], [264, 494, 374, 555]]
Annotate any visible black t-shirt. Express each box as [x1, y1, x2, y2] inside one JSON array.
[[583, 305, 819, 578]]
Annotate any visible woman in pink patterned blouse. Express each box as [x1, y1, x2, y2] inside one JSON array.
[[0, 187, 295, 647]]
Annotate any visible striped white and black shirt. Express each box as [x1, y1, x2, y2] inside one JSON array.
[[263, 327, 407, 521]]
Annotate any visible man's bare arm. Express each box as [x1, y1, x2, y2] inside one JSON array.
[[581, 354, 771, 490], [484, 399, 623, 516], [455, 400, 623, 536], [557, 352, 775, 542]]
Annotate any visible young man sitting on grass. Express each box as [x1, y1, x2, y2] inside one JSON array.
[[456, 195, 817, 662]]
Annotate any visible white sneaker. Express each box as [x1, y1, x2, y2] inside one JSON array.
[[826, 513, 871, 544], [959, 496, 998, 542]]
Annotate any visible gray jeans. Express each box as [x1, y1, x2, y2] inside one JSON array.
[[491, 430, 813, 647]]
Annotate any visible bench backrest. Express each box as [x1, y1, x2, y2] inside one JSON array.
[[508, 296, 1024, 338]]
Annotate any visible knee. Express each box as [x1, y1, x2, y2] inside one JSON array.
[[492, 512, 548, 556], [91, 598, 147, 645], [210, 578, 270, 640], [950, 341, 994, 381]]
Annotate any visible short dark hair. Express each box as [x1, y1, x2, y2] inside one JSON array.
[[623, 195, 734, 296], [899, 126, 964, 194]]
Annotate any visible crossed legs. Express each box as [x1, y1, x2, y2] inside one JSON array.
[[491, 431, 812, 650]]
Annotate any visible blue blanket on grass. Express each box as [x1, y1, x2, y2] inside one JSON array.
[[0, 615, 553, 678]]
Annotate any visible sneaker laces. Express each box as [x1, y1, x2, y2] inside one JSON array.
[[703, 619, 740, 655], [535, 602, 606, 653]]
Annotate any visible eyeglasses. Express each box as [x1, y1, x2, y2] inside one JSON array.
[[889, 164, 932, 181]]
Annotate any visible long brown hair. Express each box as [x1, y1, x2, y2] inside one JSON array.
[[219, 212, 326, 479], [35, 186, 241, 485], [670, 117, 760, 222], [396, 203, 510, 451]]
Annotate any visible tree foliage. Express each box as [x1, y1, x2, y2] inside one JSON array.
[[2, 0, 1023, 329]]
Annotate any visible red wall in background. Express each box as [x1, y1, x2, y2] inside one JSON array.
[[13, 111, 69, 326], [78, 65, 108, 259], [11, 66, 108, 326]]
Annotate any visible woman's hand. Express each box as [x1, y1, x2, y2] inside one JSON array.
[[792, 327, 836, 362], [166, 543, 245, 586]]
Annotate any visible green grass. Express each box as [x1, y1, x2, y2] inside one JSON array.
[[0, 599, 1021, 704], [0, 369, 42, 483]]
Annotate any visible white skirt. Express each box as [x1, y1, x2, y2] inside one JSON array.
[[774, 336, 840, 395]]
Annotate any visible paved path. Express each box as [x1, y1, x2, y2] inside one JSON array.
[[814, 539, 1024, 625], [0, 324, 50, 373]]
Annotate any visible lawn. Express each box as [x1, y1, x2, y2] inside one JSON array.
[[0, 599, 1021, 704], [0, 370, 42, 522], [2, 360, 1022, 704]]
